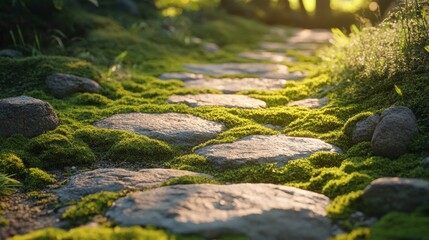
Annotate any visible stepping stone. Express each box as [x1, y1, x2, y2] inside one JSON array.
[[158, 72, 205, 81], [238, 50, 297, 63], [259, 42, 321, 51], [287, 98, 329, 109], [195, 135, 342, 168], [288, 29, 333, 44], [107, 183, 332, 240], [46, 73, 102, 98], [94, 113, 226, 146], [167, 94, 267, 109], [0, 96, 59, 138], [54, 168, 210, 202], [183, 63, 305, 80], [185, 78, 287, 93]]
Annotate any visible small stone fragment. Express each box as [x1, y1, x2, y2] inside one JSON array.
[[0, 96, 59, 138], [195, 135, 342, 168], [94, 113, 226, 146], [107, 183, 332, 240], [287, 98, 329, 109], [362, 177, 429, 216], [352, 114, 380, 144], [46, 73, 102, 98], [167, 94, 267, 108], [371, 106, 418, 158]]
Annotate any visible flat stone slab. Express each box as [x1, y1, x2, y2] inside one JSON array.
[[238, 51, 297, 63], [158, 72, 205, 81], [287, 98, 329, 109], [259, 42, 321, 51], [288, 29, 332, 44], [195, 135, 342, 167], [94, 113, 226, 146], [107, 183, 332, 240], [167, 94, 267, 109], [54, 168, 210, 202], [183, 63, 305, 80], [183, 78, 287, 94]]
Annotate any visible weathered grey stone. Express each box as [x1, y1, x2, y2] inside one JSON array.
[[203, 43, 220, 53], [287, 98, 329, 109], [117, 0, 140, 15], [167, 94, 267, 109], [54, 168, 210, 202], [0, 96, 59, 138], [158, 72, 205, 81], [195, 135, 342, 168], [184, 78, 287, 93], [107, 183, 332, 240], [263, 124, 284, 131], [421, 156, 429, 167], [45, 73, 102, 98], [371, 106, 418, 158], [352, 114, 380, 144], [259, 42, 321, 51], [362, 178, 429, 216], [0, 49, 23, 58], [238, 51, 297, 63], [288, 29, 333, 44], [94, 113, 226, 146], [184, 63, 305, 80]]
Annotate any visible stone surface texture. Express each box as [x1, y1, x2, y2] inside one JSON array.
[[371, 106, 418, 158], [45, 73, 102, 98], [158, 72, 205, 81], [55, 168, 210, 202], [352, 114, 380, 144], [107, 183, 332, 240], [184, 78, 287, 93], [362, 178, 429, 216], [259, 42, 320, 51], [287, 98, 329, 109], [184, 63, 305, 80], [0, 96, 59, 137], [238, 51, 297, 63], [288, 29, 333, 44], [167, 94, 267, 108], [195, 135, 342, 167], [94, 113, 226, 146]]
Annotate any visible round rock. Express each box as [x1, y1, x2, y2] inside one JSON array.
[[183, 63, 305, 80], [238, 51, 297, 63], [167, 94, 267, 109], [0, 96, 59, 138], [94, 113, 226, 146], [287, 98, 329, 109], [46, 73, 102, 98], [352, 114, 380, 144], [371, 106, 418, 158], [54, 168, 210, 202], [107, 183, 332, 240], [362, 177, 429, 216], [195, 135, 342, 168]]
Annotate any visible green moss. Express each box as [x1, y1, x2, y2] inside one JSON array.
[[0, 152, 26, 176], [62, 191, 122, 225], [327, 191, 364, 220], [70, 93, 113, 106], [220, 164, 288, 184], [341, 112, 375, 138], [346, 142, 372, 158], [308, 152, 345, 168], [25, 168, 56, 191], [308, 168, 347, 192], [0, 218, 10, 227], [160, 176, 220, 187], [27, 133, 96, 169], [331, 228, 370, 240], [322, 172, 372, 198], [283, 159, 314, 182], [166, 154, 213, 173], [0, 172, 21, 196], [371, 212, 429, 240]]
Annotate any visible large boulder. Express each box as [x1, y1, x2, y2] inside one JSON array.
[[362, 178, 429, 216], [107, 184, 332, 240], [371, 106, 418, 158], [352, 114, 380, 144], [45, 73, 102, 98], [0, 96, 59, 138]]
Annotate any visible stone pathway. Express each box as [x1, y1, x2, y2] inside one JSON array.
[[238, 50, 297, 63], [167, 94, 267, 108], [94, 113, 226, 146], [287, 98, 329, 109], [195, 135, 342, 168]]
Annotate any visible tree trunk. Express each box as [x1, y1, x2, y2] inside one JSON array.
[[278, 0, 291, 12], [298, 0, 308, 18], [315, 0, 332, 19]]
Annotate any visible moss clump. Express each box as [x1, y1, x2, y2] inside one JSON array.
[[27, 133, 96, 169], [322, 172, 372, 198], [327, 191, 364, 220], [308, 168, 347, 192], [165, 154, 213, 173], [70, 93, 113, 106], [331, 228, 370, 240], [346, 142, 372, 158], [25, 168, 56, 191], [371, 212, 429, 240], [62, 191, 122, 225], [308, 152, 345, 168], [0, 152, 26, 176], [0, 56, 100, 98], [160, 176, 220, 187], [220, 164, 287, 184]]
